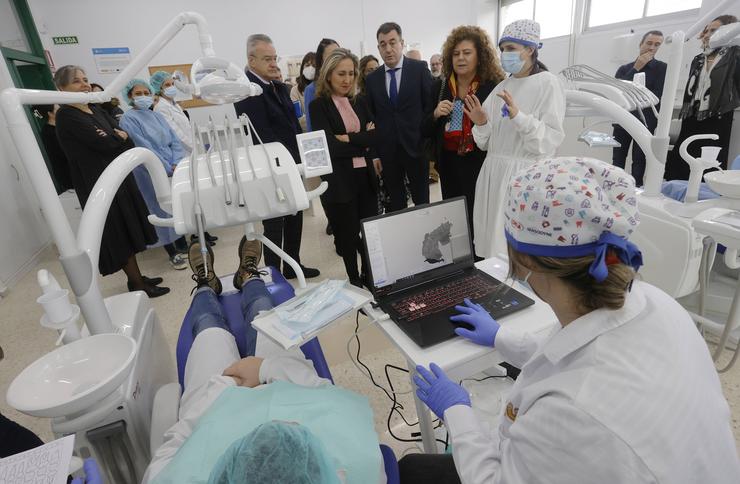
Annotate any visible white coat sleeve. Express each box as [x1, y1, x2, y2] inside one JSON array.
[[493, 322, 557, 368], [444, 396, 656, 484], [155, 102, 193, 153], [471, 93, 496, 150], [510, 75, 566, 157]]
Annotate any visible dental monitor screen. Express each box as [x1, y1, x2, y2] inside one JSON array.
[[362, 198, 473, 295]]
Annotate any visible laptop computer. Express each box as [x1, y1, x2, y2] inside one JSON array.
[[360, 197, 535, 348]]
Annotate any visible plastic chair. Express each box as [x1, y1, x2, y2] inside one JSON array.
[[175, 266, 332, 388]]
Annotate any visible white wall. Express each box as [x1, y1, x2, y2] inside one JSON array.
[[28, 0, 478, 123]]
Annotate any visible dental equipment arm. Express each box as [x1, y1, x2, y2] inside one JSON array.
[[685, 0, 738, 41], [680, 134, 721, 203], [0, 12, 227, 334]]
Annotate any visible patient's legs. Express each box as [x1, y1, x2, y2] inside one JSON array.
[[234, 237, 269, 355]]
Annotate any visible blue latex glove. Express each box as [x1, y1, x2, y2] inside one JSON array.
[[71, 459, 103, 484], [414, 363, 471, 420], [450, 298, 500, 346]]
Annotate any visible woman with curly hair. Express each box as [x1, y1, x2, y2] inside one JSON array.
[[422, 25, 504, 254]]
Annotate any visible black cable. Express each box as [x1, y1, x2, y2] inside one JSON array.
[[460, 375, 509, 383], [354, 310, 447, 445]]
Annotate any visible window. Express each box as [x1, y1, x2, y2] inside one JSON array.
[[587, 0, 701, 28], [500, 0, 573, 40]]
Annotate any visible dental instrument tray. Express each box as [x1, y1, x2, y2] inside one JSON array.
[[167, 115, 330, 235], [251, 281, 372, 350]]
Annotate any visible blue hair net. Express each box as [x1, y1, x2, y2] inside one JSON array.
[[122, 78, 152, 104], [207, 421, 340, 484], [149, 70, 172, 95]]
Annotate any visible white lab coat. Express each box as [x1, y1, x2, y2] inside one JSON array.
[[154, 97, 193, 155], [445, 281, 740, 484], [472, 71, 565, 259]]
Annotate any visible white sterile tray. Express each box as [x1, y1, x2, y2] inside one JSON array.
[[251, 282, 372, 349]]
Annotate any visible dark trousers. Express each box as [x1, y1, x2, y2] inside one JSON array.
[[439, 149, 484, 236], [262, 212, 303, 270], [0, 413, 43, 458], [383, 145, 430, 211], [664, 113, 734, 181], [399, 453, 461, 484], [323, 168, 378, 285], [612, 114, 657, 187]]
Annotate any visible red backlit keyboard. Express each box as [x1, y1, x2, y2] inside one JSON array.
[[390, 274, 499, 322]]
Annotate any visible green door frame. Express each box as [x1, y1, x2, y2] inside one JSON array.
[[2, 0, 61, 191]]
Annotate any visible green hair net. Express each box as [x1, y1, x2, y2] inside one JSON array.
[[207, 421, 341, 484], [149, 70, 172, 95], [122, 78, 152, 104]]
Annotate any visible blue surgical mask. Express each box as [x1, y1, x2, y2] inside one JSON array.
[[163, 86, 178, 98], [133, 95, 153, 110], [501, 51, 525, 74]]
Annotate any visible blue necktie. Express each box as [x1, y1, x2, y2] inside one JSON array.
[[388, 68, 399, 106]]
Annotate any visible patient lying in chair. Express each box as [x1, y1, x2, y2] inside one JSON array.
[[143, 239, 382, 484]]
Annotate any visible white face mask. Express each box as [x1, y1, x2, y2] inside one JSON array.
[[302, 65, 316, 81]]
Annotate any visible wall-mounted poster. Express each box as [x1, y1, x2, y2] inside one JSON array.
[[147, 63, 210, 109]]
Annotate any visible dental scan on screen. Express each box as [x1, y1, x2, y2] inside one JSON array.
[[364, 198, 471, 288]]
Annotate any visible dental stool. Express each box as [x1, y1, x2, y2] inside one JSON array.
[[154, 266, 400, 482]]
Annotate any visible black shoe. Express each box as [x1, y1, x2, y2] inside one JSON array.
[[189, 240, 222, 295], [283, 264, 320, 279], [142, 276, 163, 286], [127, 281, 170, 298], [204, 232, 218, 243], [233, 236, 265, 289], [190, 234, 215, 247], [326, 223, 333, 235]]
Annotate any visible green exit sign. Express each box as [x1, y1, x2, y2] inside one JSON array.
[[52, 36, 78, 45]]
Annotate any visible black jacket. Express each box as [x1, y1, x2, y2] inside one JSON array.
[[421, 77, 497, 166], [234, 70, 302, 163], [309, 95, 378, 204], [615, 58, 667, 127], [365, 56, 432, 160], [680, 45, 740, 120]]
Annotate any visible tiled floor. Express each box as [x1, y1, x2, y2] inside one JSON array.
[[1, 182, 739, 462]]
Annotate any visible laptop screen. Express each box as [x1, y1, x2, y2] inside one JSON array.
[[361, 197, 474, 296]]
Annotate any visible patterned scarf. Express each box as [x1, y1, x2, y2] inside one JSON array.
[[443, 73, 479, 155]]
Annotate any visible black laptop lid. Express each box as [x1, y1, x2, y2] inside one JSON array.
[[360, 197, 474, 298]]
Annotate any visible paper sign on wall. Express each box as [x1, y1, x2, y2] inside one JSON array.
[[92, 47, 131, 74]]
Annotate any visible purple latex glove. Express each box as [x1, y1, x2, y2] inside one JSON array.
[[414, 363, 471, 420], [71, 459, 103, 484], [450, 298, 500, 347]]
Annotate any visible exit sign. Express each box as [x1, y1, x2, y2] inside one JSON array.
[[52, 36, 78, 45]]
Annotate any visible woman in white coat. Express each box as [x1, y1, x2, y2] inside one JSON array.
[[150, 70, 193, 155], [406, 157, 740, 484], [465, 20, 565, 259]]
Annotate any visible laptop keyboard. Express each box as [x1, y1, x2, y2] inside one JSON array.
[[390, 274, 511, 322]]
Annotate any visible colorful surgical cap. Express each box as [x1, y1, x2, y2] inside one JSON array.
[[499, 19, 543, 49], [504, 157, 643, 282], [207, 421, 341, 484]]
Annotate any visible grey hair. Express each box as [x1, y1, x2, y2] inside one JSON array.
[[53, 65, 86, 89], [246, 34, 273, 57]]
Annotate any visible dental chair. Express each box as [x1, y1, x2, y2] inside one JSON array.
[[151, 265, 401, 483]]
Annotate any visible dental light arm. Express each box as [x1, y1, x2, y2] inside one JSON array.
[[0, 12, 246, 335], [78, 148, 171, 274], [685, 0, 738, 41]]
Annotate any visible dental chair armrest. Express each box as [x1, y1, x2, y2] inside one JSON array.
[[150, 383, 181, 458]]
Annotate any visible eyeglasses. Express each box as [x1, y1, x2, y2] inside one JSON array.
[[256, 55, 280, 64]]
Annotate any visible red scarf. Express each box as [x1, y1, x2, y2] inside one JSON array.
[[443, 73, 479, 155]]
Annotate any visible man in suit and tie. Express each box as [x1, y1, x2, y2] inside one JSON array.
[[234, 34, 319, 279], [365, 22, 433, 211]]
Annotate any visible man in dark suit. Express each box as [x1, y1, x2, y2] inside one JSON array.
[[365, 22, 433, 211], [234, 34, 319, 279], [612, 30, 667, 187]]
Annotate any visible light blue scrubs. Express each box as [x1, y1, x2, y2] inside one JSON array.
[[120, 108, 186, 247], [304, 82, 316, 131]]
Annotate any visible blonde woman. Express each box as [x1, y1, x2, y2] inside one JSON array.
[[308, 49, 378, 287]]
